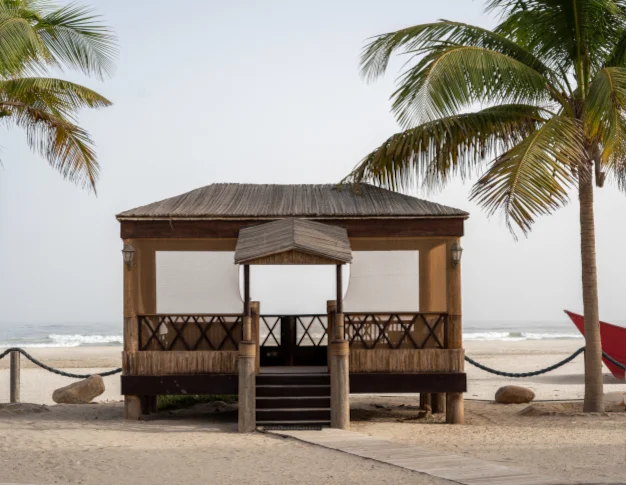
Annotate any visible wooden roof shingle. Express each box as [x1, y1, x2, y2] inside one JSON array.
[[235, 219, 352, 264], [117, 183, 468, 220]]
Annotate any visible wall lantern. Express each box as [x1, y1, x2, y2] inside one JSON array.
[[451, 242, 463, 267], [122, 244, 136, 270]]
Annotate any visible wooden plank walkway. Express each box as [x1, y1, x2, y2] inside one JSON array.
[[266, 428, 562, 485]]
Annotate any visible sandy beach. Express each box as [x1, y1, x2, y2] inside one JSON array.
[[1, 340, 625, 484]]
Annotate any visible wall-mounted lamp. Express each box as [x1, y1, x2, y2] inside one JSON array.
[[122, 244, 136, 270], [451, 242, 463, 268]]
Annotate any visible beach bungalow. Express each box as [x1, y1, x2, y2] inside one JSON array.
[[116, 183, 468, 430]]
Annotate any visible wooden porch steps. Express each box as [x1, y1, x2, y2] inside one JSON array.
[[256, 372, 330, 427]]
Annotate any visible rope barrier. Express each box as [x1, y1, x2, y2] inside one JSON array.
[[0, 348, 121, 379], [464, 347, 626, 377], [1, 345, 625, 380]]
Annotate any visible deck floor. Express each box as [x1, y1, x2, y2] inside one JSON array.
[[266, 428, 563, 485]]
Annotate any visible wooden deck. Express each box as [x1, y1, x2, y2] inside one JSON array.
[[266, 428, 562, 485]]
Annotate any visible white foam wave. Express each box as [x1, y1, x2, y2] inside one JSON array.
[[463, 331, 582, 341], [0, 334, 123, 348]]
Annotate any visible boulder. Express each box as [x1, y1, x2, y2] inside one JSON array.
[[495, 385, 535, 404], [52, 375, 105, 404]]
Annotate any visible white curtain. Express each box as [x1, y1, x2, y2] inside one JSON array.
[[156, 251, 242, 313], [343, 251, 419, 312]]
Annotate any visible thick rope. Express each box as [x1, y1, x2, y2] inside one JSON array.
[[2, 345, 625, 380], [464, 347, 586, 377], [0, 348, 121, 378], [465, 347, 626, 377]]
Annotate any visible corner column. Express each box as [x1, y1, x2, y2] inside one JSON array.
[[123, 239, 141, 420], [239, 265, 256, 432], [330, 265, 349, 429], [420, 244, 447, 414], [445, 238, 464, 424]]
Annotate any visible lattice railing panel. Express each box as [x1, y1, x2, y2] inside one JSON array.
[[344, 313, 448, 350], [138, 314, 243, 351], [260, 315, 281, 347], [296, 315, 328, 347]]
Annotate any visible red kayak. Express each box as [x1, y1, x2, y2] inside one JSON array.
[[565, 310, 626, 380]]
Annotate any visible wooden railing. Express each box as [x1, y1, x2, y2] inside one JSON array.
[[344, 312, 448, 350], [137, 314, 243, 351]]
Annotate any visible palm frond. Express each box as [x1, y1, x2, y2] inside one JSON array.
[[584, 67, 626, 161], [0, 77, 111, 122], [470, 116, 585, 236], [0, 9, 48, 76], [390, 44, 551, 126], [493, 0, 626, 83], [34, 2, 118, 79], [361, 20, 557, 82], [0, 100, 99, 190], [343, 104, 548, 192]]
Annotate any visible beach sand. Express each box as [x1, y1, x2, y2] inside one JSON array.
[[1, 340, 625, 484]]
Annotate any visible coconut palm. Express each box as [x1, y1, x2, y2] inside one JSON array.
[[0, 0, 116, 191], [343, 0, 626, 412]]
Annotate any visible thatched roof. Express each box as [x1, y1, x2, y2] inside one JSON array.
[[117, 183, 468, 220], [235, 219, 352, 264]]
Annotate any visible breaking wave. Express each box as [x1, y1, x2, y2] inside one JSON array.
[[463, 331, 582, 341]]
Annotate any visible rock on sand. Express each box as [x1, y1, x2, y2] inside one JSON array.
[[52, 375, 105, 404], [495, 385, 535, 404]]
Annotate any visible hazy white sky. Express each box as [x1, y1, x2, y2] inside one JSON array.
[[1, 0, 626, 326]]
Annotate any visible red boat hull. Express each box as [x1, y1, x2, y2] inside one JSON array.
[[565, 310, 626, 380]]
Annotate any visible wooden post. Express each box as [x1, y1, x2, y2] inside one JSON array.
[[123, 239, 141, 420], [251, 301, 260, 373], [327, 300, 337, 370], [420, 245, 447, 413], [445, 237, 464, 424], [10, 351, 20, 403], [330, 264, 349, 430], [125, 395, 141, 420], [330, 340, 349, 430], [238, 265, 256, 432], [238, 342, 256, 432]]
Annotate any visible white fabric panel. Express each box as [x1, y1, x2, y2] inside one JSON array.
[[156, 252, 242, 313], [343, 251, 419, 312]]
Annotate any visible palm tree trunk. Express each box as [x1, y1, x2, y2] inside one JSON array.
[[578, 160, 604, 412]]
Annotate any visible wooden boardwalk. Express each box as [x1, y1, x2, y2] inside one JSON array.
[[266, 428, 562, 485]]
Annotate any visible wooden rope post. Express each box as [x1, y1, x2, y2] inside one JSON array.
[[10, 351, 20, 403]]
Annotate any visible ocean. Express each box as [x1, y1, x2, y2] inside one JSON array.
[[0, 318, 602, 348]]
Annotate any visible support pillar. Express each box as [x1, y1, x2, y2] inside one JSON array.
[[419, 245, 447, 413], [326, 300, 337, 370], [125, 395, 141, 420], [445, 238, 464, 424], [330, 338, 349, 430], [251, 301, 260, 374], [238, 340, 256, 432], [10, 351, 20, 403]]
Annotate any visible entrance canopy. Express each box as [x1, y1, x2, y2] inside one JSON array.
[[235, 218, 352, 265]]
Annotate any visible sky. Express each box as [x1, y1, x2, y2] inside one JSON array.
[[1, 0, 626, 327]]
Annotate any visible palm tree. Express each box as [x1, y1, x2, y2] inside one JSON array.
[[0, 0, 117, 191], [343, 0, 626, 412]]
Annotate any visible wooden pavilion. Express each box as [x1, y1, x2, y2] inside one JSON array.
[[117, 183, 469, 429]]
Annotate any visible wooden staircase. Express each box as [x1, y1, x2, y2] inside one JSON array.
[[256, 372, 331, 427]]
